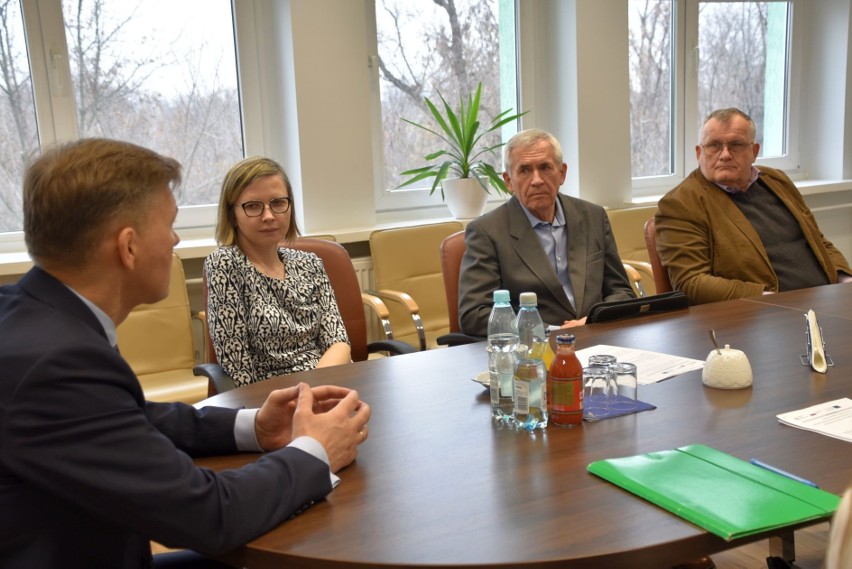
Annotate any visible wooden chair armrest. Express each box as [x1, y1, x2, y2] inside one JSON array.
[[367, 289, 425, 350], [622, 262, 641, 283], [361, 292, 391, 320], [621, 261, 647, 298], [372, 289, 421, 314], [193, 310, 211, 363], [621, 259, 654, 275]]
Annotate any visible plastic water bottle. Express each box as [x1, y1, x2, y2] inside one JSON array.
[[513, 292, 548, 431], [487, 290, 518, 422]]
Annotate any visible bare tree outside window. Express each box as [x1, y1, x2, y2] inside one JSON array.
[[376, 0, 508, 191], [0, 0, 39, 233], [629, 1, 789, 179], [697, 2, 788, 156], [62, 0, 242, 206], [628, 0, 673, 178]]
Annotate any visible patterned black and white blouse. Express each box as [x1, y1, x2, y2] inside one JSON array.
[[204, 245, 349, 387]]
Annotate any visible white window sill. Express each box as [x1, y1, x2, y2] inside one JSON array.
[[0, 215, 469, 277], [631, 178, 852, 205]]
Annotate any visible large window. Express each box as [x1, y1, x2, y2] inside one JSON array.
[[628, 1, 674, 179], [0, 0, 241, 237], [61, 0, 242, 208], [629, 0, 794, 194], [697, 2, 789, 157], [0, 0, 39, 233], [372, 0, 519, 211]]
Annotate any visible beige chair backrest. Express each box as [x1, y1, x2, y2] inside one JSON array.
[[370, 221, 464, 350], [607, 205, 659, 295], [606, 206, 658, 263], [116, 253, 207, 404]]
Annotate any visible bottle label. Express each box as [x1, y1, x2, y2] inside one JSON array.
[[490, 372, 499, 405], [514, 380, 530, 414], [550, 378, 580, 411], [549, 376, 582, 426]]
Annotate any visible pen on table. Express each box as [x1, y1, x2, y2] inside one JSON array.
[[750, 458, 819, 488]]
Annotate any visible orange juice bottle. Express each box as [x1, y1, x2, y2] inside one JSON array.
[[547, 334, 583, 427]]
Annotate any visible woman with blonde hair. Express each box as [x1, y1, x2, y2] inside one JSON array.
[[204, 156, 350, 387]]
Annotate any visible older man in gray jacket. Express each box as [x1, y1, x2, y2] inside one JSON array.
[[458, 129, 635, 337]]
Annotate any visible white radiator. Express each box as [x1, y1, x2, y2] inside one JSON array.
[[351, 256, 383, 342], [351, 256, 375, 293]]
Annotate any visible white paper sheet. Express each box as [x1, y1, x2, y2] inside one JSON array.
[[777, 398, 852, 443], [575, 344, 705, 385]]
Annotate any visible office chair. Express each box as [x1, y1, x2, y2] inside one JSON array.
[[437, 230, 482, 346], [607, 206, 659, 296], [290, 238, 416, 361], [369, 221, 464, 350], [192, 274, 238, 397], [116, 253, 209, 404], [644, 217, 674, 293]]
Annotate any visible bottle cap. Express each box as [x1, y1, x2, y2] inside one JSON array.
[[492, 289, 510, 304], [519, 292, 537, 306], [556, 334, 576, 345]]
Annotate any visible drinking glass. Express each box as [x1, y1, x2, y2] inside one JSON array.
[[609, 362, 638, 411], [583, 365, 614, 419], [588, 354, 617, 368], [588, 354, 618, 398]]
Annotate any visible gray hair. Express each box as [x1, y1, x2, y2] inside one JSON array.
[[503, 128, 564, 172], [700, 107, 757, 143]]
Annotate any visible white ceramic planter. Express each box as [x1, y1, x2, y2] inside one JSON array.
[[442, 177, 488, 219]]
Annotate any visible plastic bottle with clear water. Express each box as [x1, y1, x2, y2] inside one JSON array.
[[513, 292, 548, 430], [486, 289, 518, 422]]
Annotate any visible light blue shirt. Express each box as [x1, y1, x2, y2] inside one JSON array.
[[66, 284, 338, 487], [518, 198, 576, 310]]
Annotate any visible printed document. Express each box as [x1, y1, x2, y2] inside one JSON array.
[[777, 398, 852, 443], [575, 344, 705, 385]]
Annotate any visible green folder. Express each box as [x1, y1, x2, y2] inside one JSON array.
[[587, 444, 840, 541]]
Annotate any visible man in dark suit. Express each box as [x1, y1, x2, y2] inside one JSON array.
[[458, 128, 634, 336], [0, 138, 371, 568]]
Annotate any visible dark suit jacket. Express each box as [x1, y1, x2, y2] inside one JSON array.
[[458, 195, 635, 336], [0, 267, 331, 569]]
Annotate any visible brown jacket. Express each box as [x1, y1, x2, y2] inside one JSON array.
[[655, 166, 851, 305]]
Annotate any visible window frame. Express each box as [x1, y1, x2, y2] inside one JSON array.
[[631, 0, 803, 200], [367, 0, 521, 217], [0, 0, 244, 253]]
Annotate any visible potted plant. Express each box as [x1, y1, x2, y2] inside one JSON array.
[[398, 82, 526, 219]]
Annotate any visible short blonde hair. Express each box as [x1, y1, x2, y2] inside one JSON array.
[[24, 138, 181, 268], [215, 156, 300, 246]]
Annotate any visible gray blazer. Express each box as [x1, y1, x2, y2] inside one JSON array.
[[458, 194, 634, 336]]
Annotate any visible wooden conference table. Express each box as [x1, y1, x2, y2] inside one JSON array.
[[196, 284, 852, 568]]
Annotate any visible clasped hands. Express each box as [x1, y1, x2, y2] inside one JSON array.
[[255, 382, 371, 473]]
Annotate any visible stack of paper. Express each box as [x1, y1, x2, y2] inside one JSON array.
[[575, 344, 704, 385], [777, 398, 852, 443]]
